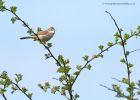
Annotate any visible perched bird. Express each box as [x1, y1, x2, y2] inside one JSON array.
[[20, 27, 55, 43]]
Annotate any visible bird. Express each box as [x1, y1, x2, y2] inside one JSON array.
[[20, 27, 55, 43]]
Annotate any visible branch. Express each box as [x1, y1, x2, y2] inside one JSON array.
[[71, 42, 117, 86], [72, 11, 140, 88], [1, 94, 7, 100], [112, 78, 140, 91], [130, 48, 140, 54], [105, 11, 134, 99], [72, 30, 140, 86], [100, 84, 115, 92], [105, 11, 130, 82], [3, 6, 62, 67], [61, 58, 73, 100], [52, 78, 65, 85], [12, 82, 32, 100]]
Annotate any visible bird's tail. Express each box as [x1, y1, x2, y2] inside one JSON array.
[[20, 36, 35, 40]]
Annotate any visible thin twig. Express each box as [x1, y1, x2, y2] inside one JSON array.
[[130, 48, 140, 54], [12, 82, 32, 100], [112, 77, 122, 83], [105, 11, 130, 83], [1, 94, 7, 100], [105, 10, 134, 99], [52, 78, 65, 85], [60, 57, 73, 100], [100, 84, 115, 92]]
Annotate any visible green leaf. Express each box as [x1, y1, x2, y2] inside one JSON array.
[[76, 65, 82, 70], [112, 84, 122, 96], [57, 66, 71, 74], [1, 71, 8, 77], [114, 32, 120, 38], [86, 64, 91, 70], [27, 29, 33, 34], [64, 59, 70, 65], [0, 0, 4, 6], [125, 51, 130, 56], [124, 33, 130, 40], [22, 22, 28, 27], [59, 75, 66, 82], [119, 28, 123, 32], [74, 93, 80, 99], [137, 26, 140, 32], [51, 86, 60, 94], [11, 85, 18, 94], [10, 6, 17, 13], [11, 17, 18, 24], [54, 86, 60, 90], [47, 43, 52, 48], [68, 76, 75, 84], [122, 78, 129, 84], [127, 87, 132, 93], [114, 32, 120, 43], [137, 91, 140, 95], [82, 55, 89, 61], [60, 88, 66, 95], [15, 74, 23, 83], [73, 71, 80, 76], [0, 6, 5, 12], [21, 87, 28, 93], [130, 82, 135, 87], [98, 54, 104, 58], [0, 88, 6, 94], [107, 42, 113, 47], [38, 82, 50, 92], [128, 63, 134, 68], [57, 55, 64, 64], [45, 82, 50, 88], [28, 93, 33, 98], [37, 27, 42, 32], [92, 54, 98, 59], [98, 45, 104, 51], [45, 53, 51, 59], [137, 80, 140, 87], [120, 58, 126, 63]]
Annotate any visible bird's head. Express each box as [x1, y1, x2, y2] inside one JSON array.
[[48, 27, 56, 34]]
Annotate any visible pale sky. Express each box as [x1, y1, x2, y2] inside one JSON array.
[[0, 0, 140, 100]]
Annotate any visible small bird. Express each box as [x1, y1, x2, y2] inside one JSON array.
[[20, 27, 55, 43]]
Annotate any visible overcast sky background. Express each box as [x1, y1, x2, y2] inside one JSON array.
[[0, 0, 140, 100]]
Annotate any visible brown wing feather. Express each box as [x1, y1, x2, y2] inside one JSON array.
[[37, 30, 48, 35]]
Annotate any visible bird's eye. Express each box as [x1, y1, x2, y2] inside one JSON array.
[[51, 27, 54, 31]]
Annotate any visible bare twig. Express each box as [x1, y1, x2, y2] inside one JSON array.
[[1, 94, 7, 100], [100, 84, 115, 92], [130, 48, 140, 54], [112, 77, 122, 83], [52, 78, 65, 85]]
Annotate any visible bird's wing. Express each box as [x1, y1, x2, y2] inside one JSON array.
[[37, 30, 48, 35]]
